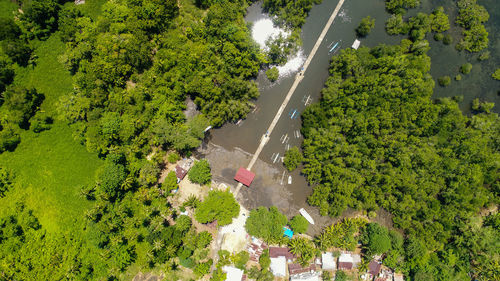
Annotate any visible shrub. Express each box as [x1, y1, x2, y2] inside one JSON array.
[[438, 76, 451, 86], [162, 171, 178, 193], [259, 249, 271, 269], [433, 33, 443, 41], [492, 69, 500, 81], [289, 215, 309, 234], [266, 67, 279, 82], [455, 74, 462, 81], [245, 206, 288, 243], [356, 16, 375, 37], [478, 51, 490, 61], [188, 159, 211, 185], [193, 259, 212, 277], [460, 63, 472, 74], [443, 34, 453, 45]]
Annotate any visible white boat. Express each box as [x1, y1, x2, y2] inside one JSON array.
[[288, 176, 292, 184], [299, 208, 315, 225]]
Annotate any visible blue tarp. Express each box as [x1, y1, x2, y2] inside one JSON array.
[[283, 227, 294, 238]]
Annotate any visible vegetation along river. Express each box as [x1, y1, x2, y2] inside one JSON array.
[[202, 0, 499, 230]]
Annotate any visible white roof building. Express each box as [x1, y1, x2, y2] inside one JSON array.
[[270, 256, 287, 277], [290, 272, 320, 281], [222, 266, 243, 281], [339, 253, 354, 263], [352, 253, 361, 268], [321, 252, 336, 270]]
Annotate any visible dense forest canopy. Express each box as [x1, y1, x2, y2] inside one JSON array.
[[301, 40, 499, 279]]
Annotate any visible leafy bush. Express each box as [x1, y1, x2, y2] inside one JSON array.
[[233, 251, 250, 269], [356, 16, 375, 37], [188, 159, 212, 185], [266, 67, 279, 82], [455, 74, 462, 81], [245, 206, 288, 243], [289, 215, 309, 234], [162, 171, 178, 193], [429, 7, 449, 33], [438, 75, 451, 86], [195, 190, 239, 225], [194, 259, 213, 277], [443, 34, 453, 45], [167, 152, 180, 163], [460, 63, 472, 74], [284, 146, 303, 171], [361, 223, 391, 255], [433, 33, 443, 41], [492, 69, 500, 80], [0, 167, 14, 198], [259, 249, 271, 269]]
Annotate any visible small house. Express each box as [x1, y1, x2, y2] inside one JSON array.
[[222, 266, 243, 281], [270, 256, 287, 277], [290, 272, 320, 281], [368, 260, 382, 277], [352, 39, 361, 49], [321, 252, 336, 270], [270, 247, 295, 262], [234, 167, 255, 186], [338, 253, 354, 270]]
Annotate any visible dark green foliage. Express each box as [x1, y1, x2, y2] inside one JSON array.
[[195, 190, 239, 225], [188, 159, 212, 185], [471, 98, 494, 114], [443, 34, 453, 45], [17, 0, 61, 40], [1, 85, 43, 129], [356, 16, 375, 37], [263, 0, 321, 29], [361, 223, 391, 255], [162, 171, 178, 193], [57, 6, 82, 43], [245, 206, 288, 243], [0, 54, 14, 93], [289, 215, 309, 234], [478, 51, 490, 61], [302, 41, 500, 280], [433, 33, 443, 41], [0, 18, 21, 41], [29, 112, 52, 133], [438, 75, 451, 86], [95, 160, 127, 201], [460, 63, 472, 74], [283, 146, 303, 171], [1, 40, 32, 67], [288, 237, 316, 266], [266, 67, 279, 82], [0, 124, 20, 152]]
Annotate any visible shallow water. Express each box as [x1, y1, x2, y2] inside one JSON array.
[[203, 0, 499, 226]]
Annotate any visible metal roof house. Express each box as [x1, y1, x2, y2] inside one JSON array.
[[321, 252, 336, 270], [234, 167, 255, 186]]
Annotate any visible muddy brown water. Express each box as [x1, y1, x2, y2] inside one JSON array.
[[198, 0, 500, 235]]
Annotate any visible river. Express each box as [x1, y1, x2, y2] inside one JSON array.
[[198, 0, 499, 234]]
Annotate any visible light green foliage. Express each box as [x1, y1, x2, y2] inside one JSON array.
[[314, 218, 367, 251], [455, 0, 489, 52], [429, 7, 449, 33], [232, 251, 250, 270], [259, 249, 271, 269], [194, 259, 213, 277], [322, 271, 332, 281], [471, 98, 494, 113], [266, 67, 279, 82], [460, 63, 472, 74], [302, 41, 500, 280], [335, 270, 348, 281], [438, 75, 451, 86], [188, 159, 212, 185], [0, 166, 14, 198], [455, 74, 462, 81], [263, 0, 320, 29], [284, 146, 303, 171], [195, 190, 239, 225], [289, 215, 309, 234], [175, 215, 192, 233], [356, 16, 375, 37], [162, 171, 179, 193], [492, 69, 500, 80], [385, 14, 408, 35], [433, 33, 443, 41], [478, 51, 490, 61], [167, 152, 180, 163], [385, 0, 420, 14], [288, 237, 316, 266], [1, 85, 43, 128], [210, 267, 227, 281], [245, 206, 288, 243]]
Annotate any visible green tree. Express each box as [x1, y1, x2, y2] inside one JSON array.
[[460, 63, 472, 74], [492, 69, 500, 80], [266, 67, 279, 82], [1, 85, 43, 128], [438, 75, 451, 86], [1, 40, 32, 67], [0, 167, 14, 198], [162, 171, 178, 193], [356, 16, 375, 37], [245, 206, 288, 243], [335, 270, 348, 281], [188, 159, 212, 185], [195, 190, 239, 225], [259, 249, 271, 269], [289, 215, 309, 234], [429, 7, 450, 33], [284, 146, 303, 171], [17, 0, 61, 40], [361, 223, 391, 255], [95, 161, 127, 201], [0, 54, 14, 93]]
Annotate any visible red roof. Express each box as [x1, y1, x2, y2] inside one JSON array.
[[234, 167, 255, 186], [175, 165, 188, 180], [269, 247, 295, 260], [338, 262, 353, 270], [369, 260, 382, 276]]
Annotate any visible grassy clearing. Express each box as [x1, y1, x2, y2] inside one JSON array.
[[14, 35, 73, 114], [0, 34, 101, 233], [0, 0, 17, 19]]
